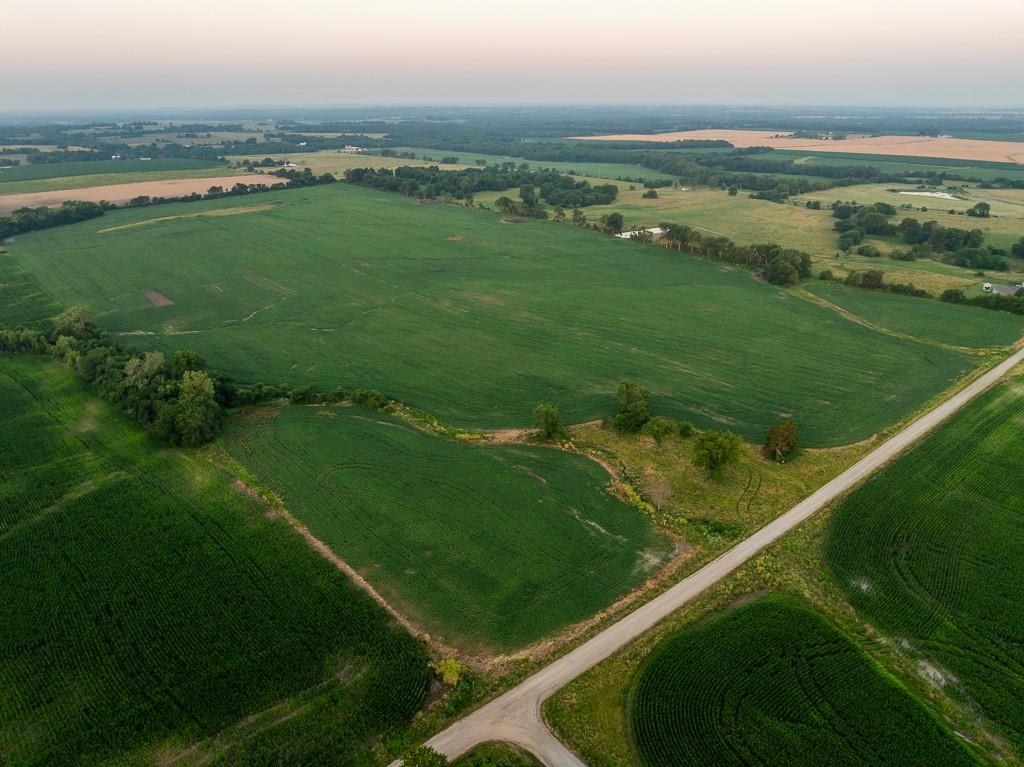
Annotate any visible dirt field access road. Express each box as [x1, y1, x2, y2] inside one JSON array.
[[392, 344, 1024, 767]]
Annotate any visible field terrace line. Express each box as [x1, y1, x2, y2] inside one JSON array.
[[389, 344, 1024, 767]]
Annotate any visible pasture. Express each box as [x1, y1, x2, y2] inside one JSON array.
[[795, 183, 1024, 251], [629, 595, 980, 767], [224, 406, 669, 651], [5, 183, 987, 446], [559, 186, 840, 254], [827, 373, 1024, 752], [0, 356, 431, 765]]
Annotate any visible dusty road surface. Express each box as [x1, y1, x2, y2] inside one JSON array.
[[570, 129, 1024, 164], [393, 345, 1024, 767], [0, 175, 283, 215]]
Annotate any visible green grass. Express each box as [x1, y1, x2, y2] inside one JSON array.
[[452, 742, 541, 766], [826, 373, 1024, 753], [630, 595, 981, 767], [6, 183, 988, 446], [804, 281, 1023, 348], [0, 355, 430, 765], [224, 406, 669, 651]]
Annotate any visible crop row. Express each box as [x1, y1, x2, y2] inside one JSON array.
[[629, 595, 979, 766]]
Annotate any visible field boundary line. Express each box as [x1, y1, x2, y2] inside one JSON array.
[[392, 346, 1024, 767]]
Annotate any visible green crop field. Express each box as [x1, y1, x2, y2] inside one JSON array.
[[629, 595, 980, 767], [804, 281, 1023, 348], [0, 158, 224, 185], [0, 355, 430, 765], [224, 406, 669, 651], [5, 183, 991, 446], [826, 373, 1024, 753]]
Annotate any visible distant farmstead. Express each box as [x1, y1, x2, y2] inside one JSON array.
[[983, 282, 1023, 296], [615, 227, 665, 240]]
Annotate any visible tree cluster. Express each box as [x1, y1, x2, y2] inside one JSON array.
[[1, 309, 223, 446], [0, 200, 106, 240], [344, 165, 617, 209], [660, 223, 812, 285]]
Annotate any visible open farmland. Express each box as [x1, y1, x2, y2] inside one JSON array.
[[571, 129, 1024, 164], [224, 406, 670, 652], [563, 186, 839, 254], [827, 372, 1024, 752], [0, 174, 280, 215], [0, 158, 226, 187], [795, 183, 1024, 251], [803, 281, 1023, 349], [0, 355, 430, 765], [629, 595, 979, 767], [5, 182, 991, 446]]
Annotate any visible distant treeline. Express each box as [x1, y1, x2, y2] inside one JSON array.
[[344, 165, 618, 208], [0, 168, 335, 240], [0, 200, 106, 240]]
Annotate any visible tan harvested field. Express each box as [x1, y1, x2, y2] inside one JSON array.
[[571, 129, 1024, 164], [0, 174, 283, 215]]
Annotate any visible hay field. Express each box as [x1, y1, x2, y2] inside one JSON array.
[[5, 183, 990, 446], [0, 355, 430, 765], [571, 129, 1024, 164], [225, 406, 669, 651], [0, 174, 278, 215]]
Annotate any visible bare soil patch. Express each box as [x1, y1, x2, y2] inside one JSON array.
[[0, 174, 283, 215], [570, 129, 1024, 164], [144, 290, 173, 307]]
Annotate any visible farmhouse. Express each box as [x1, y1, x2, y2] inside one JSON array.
[[616, 226, 665, 240]]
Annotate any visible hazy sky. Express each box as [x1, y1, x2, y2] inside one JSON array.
[[3, 0, 1022, 111]]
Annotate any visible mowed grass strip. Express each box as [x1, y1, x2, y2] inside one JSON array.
[[804, 281, 1023, 349], [826, 373, 1024, 752], [8, 183, 981, 446], [629, 595, 981, 767], [0, 356, 430, 766], [224, 406, 670, 652]]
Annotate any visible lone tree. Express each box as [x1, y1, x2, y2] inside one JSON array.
[[605, 212, 625, 234], [612, 380, 650, 433], [534, 402, 567, 441], [764, 421, 799, 461], [693, 430, 742, 480], [967, 201, 991, 218]]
